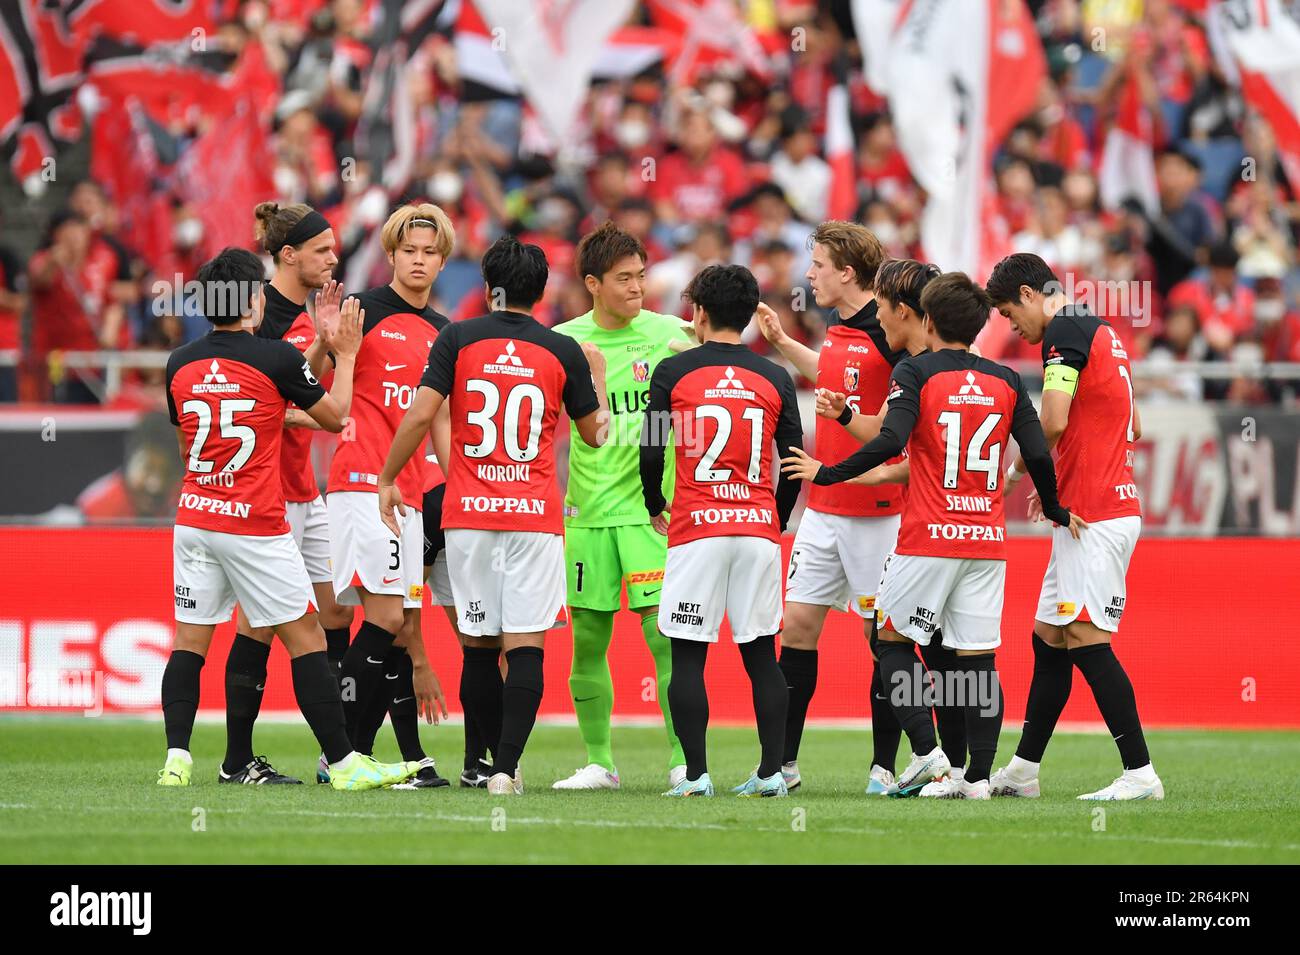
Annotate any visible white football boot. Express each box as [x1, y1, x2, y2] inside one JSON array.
[[1078, 766, 1164, 801], [990, 757, 1042, 798], [668, 765, 688, 788], [552, 763, 620, 790], [487, 768, 524, 795], [888, 747, 951, 797], [865, 764, 895, 795]]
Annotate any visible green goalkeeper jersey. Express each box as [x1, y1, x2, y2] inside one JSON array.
[[554, 308, 690, 528]]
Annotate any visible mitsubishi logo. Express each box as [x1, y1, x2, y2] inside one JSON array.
[[495, 341, 524, 366], [203, 360, 227, 384], [958, 371, 983, 396], [716, 366, 744, 389]]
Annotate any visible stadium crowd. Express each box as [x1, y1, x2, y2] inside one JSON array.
[[2, 0, 1299, 407]]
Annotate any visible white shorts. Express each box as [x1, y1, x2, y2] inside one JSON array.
[[443, 529, 567, 636], [327, 491, 425, 609], [286, 495, 331, 584], [786, 509, 900, 618], [425, 552, 455, 607], [1035, 515, 1140, 633], [877, 552, 1006, 651], [173, 525, 314, 629], [660, 536, 783, 644]]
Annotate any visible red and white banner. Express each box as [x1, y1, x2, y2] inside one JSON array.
[[1215, 0, 1300, 190], [825, 83, 857, 221], [1098, 66, 1160, 216], [850, 0, 905, 96], [885, 0, 1045, 278], [2, 528, 1296, 728]]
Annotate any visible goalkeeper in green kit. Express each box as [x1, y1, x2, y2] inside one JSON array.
[[552, 222, 691, 790]]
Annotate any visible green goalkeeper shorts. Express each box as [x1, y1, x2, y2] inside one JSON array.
[[565, 524, 667, 612]]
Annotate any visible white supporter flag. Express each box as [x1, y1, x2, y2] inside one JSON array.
[[850, 0, 904, 96], [1098, 70, 1160, 216], [1215, 0, 1300, 188], [462, 0, 640, 142]]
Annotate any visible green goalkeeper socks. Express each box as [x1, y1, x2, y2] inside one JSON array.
[[641, 611, 687, 771], [569, 608, 617, 771]]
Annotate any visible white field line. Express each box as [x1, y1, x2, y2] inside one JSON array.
[[0, 801, 1295, 854]]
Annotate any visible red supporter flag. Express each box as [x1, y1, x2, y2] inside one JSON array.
[[824, 83, 857, 221], [1098, 66, 1160, 216]]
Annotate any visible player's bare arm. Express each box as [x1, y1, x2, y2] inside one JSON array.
[[847, 459, 910, 486], [755, 301, 820, 381], [574, 341, 610, 448], [378, 385, 444, 537], [399, 617, 449, 725], [304, 279, 343, 378], [1007, 377, 1071, 487], [1009, 391, 1086, 540], [816, 389, 888, 442], [431, 401, 452, 474]]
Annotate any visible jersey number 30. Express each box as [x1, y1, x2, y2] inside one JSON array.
[[937, 411, 1003, 491], [463, 379, 544, 462]]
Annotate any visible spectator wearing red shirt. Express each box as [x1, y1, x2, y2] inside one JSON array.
[[1167, 241, 1255, 353], [856, 112, 913, 206], [27, 211, 132, 404], [650, 108, 750, 226]]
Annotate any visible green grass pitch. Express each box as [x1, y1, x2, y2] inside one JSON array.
[[2, 718, 1297, 864]]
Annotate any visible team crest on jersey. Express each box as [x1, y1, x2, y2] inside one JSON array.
[[632, 359, 650, 382], [843, 364, 860, 392]]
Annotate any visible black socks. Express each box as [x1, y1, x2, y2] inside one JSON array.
[[1070, 643, 1150, 770], [340, 620, 397, 744], [387, 651, 425, 762], [461, 645, 503, 768], [741, 635, 789, 779], [222, 634, 270, 773], [493, 646, 544, 779], [161, 649, 205, 751], [875, 640, 938, 755], [324, 627, 351, 685], [869, 660, 902, 774], [920, 636, 967, 769], [353, 645, 400, 755], [1016, 634, 1073, 763], [291, 651, 352, 764], [778, 646, 817, 765], [667, 638, 709, 780], [959, 653, 1003, 783]]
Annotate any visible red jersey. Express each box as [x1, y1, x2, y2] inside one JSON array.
[[641, 341, 804, 548], [807, 301, 906, 518], [816, 350, 1054, 560], [256, 284, 319, 503], [648, 147, 750, 221], [1042, 306, 1141, 522], [166, 330, 325, 536], [328, 285, 448, 508], [419, 310, 599, 535]]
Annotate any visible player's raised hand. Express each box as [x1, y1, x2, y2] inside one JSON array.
[[332, 296, 364, 359], [313, 279, 343, 344], [413, 662, 449, 725], [1064, 511, 1089, 541], [580, 340, 606, 378], [651, 508, 670, 536], [816, 389, 848, 420], [378, 483, 406, 538], [754, 301, 787, 345], [780, 446, 823, 482]]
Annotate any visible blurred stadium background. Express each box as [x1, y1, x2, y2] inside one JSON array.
[[0, 0, 1297, 729]]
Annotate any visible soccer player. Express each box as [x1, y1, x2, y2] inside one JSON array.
[[550, 222, 691, 791], [810, 258, 971, 795], [323, 204, 456, 789], [159, 247, 416, 791], [380, 235, 608, 795], [215, 202, 355, 784], [985, 252, 1162, 801], [642, 264, 804, 798], [783, 272, 1082, 798], [754, 222, 912, 793]]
